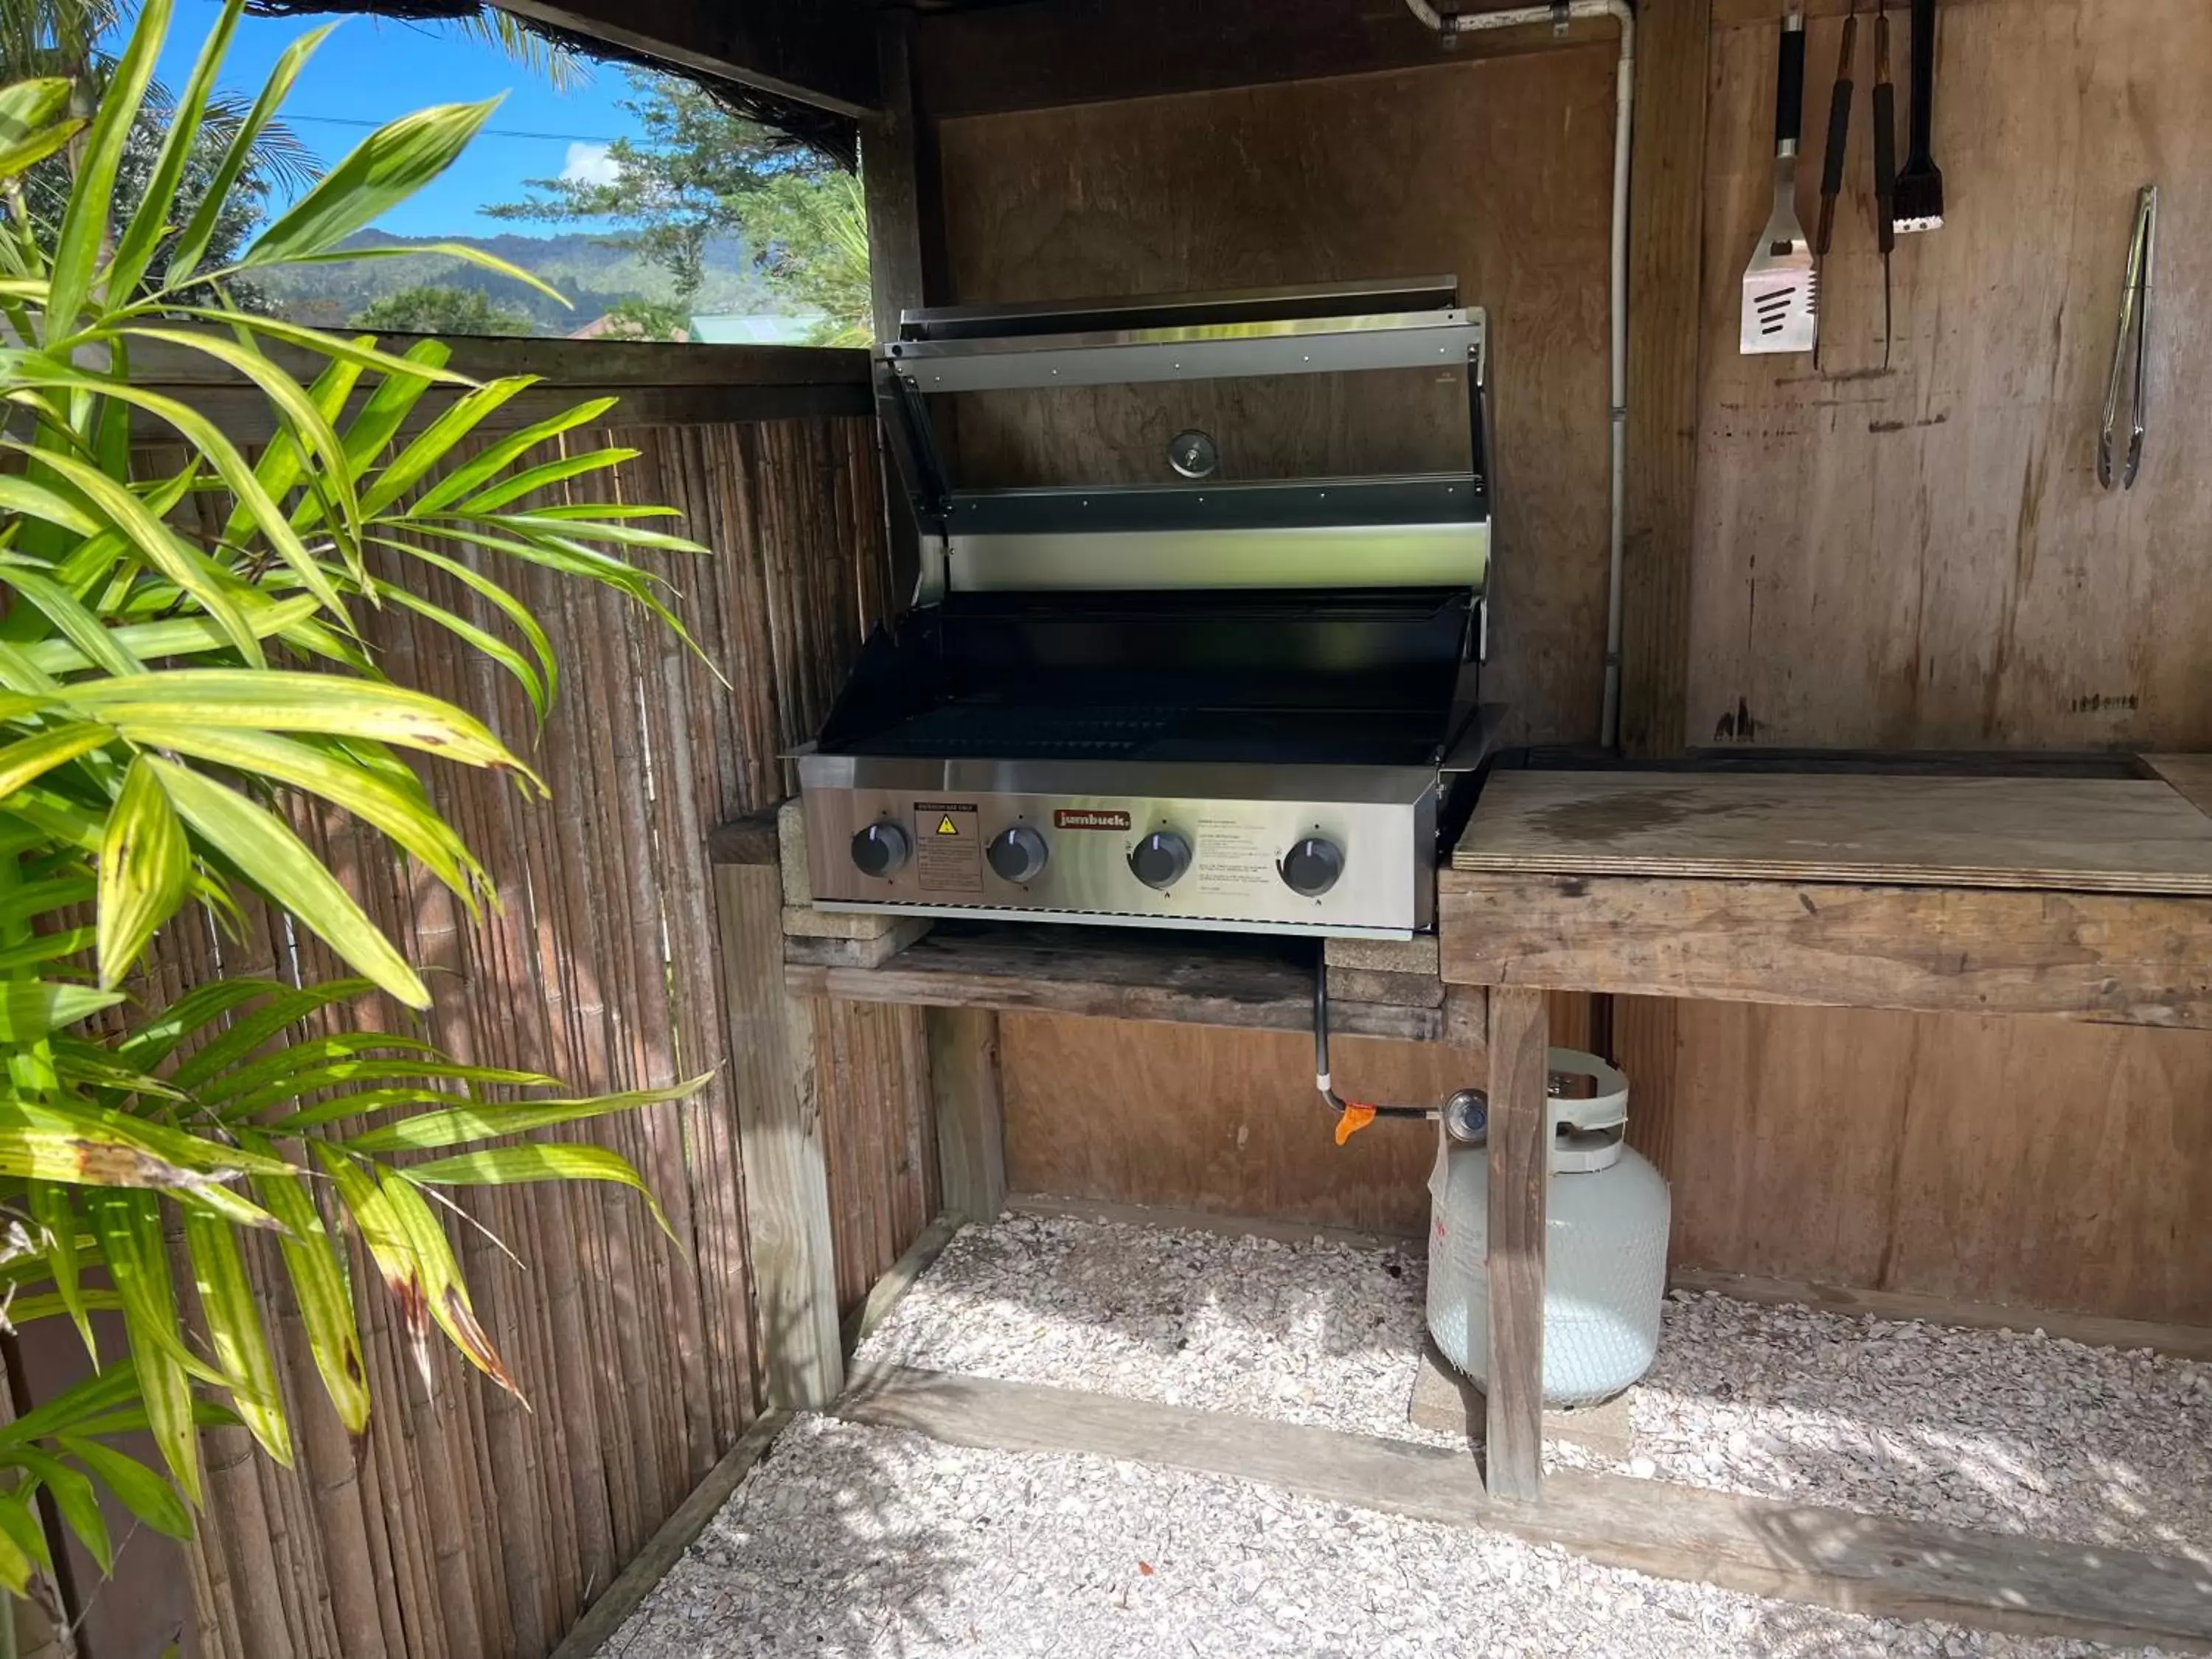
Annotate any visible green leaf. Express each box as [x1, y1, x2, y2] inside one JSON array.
[[13, 1450, 110, 1573], [142, 759, 429, 1007], [246, 102, 503, 268], [372, 584, 546, 720], [358, 375, 538, 517], [108, 0, 243, 302], [0, 980, 125, 1042], [46, 0, 169, 328], [4, 366, 352, 627], [184, 1208, 292, 1465], [98, 757, 191, 988], [0, 75, 74, 156], [452, 447, 639, 515], [159, 310, 469, 394], [408, 1143, 674, 1241], [242, 1147, 369, 1432], [121, 326, 363, 547], [0, 474, 100, 538], [0, 563, 145, 675], [123, 723, 484, 902], [166, 21, 340, 288], [0, 721, 111, 797], [21, 595, 322, 678], [66, 670, 535, 779], [86, 1192, 210, 1504], [364, 538, 557, 712], [27, 1181, 96, 1362], [167, 981, 380, 1093], [57, 1438, 192, 1540], [346, 1075, 709, 1153], [0, 439, 261, 661], [405, 398, 619, 518], [0, 1495, 38, 1592]]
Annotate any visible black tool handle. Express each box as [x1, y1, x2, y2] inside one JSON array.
[[1776, 15, 1809, 148], [1816, 74, 1853, 254], [1905, 0, 1936, 167], [1873, 79, 1899, 252]]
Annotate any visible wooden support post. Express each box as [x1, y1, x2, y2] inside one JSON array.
[[926, 1007, 1006, 1222], [714, 852, 843, 1410], [1484, 985, 1548, 1500]]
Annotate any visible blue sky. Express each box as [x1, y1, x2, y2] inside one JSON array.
[[143, 0, 647, 237]]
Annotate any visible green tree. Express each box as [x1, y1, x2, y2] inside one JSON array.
[[354, 282, 532, 335], [745, 170, 870, 345], [489, 67, 868, 338], [0, 0, 709, 1610], [597, 294, 687, 340]]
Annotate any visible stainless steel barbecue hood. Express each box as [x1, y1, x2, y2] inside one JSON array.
[[797, 278, 1494, 939], [881, 276, 1489, 599]]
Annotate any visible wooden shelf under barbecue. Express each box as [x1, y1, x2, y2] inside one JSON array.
[[782, 919, 1467, 1043]]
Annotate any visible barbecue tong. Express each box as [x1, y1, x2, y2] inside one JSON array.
[[2098, 184, 2157, 490]]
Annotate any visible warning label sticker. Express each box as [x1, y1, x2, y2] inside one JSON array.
[[914, 801, 981, 893], [1194, 817, 1277, 899]]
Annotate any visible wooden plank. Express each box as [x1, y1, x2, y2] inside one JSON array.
[[999, 1015, 1481, 1237], [1619, 0, 1711, 759], [1483, 986, 1548, 1500], [2147, 755, 2212, 823], [925, 1008, 1006, 1224], [1441, 872, 2212, 1026], [838, 1365, 2212, 1649], [706, 810, 782, 869], [498, 0, 880, 116], [839, 1213, 965, 1359], [783, 921, 1450, 1043], [125, 335, 872, 442], [1670, 1269, 2212, 1363], [714, 861, 844, 1409], [543, 1410, 789, 1659], [1453, 771, 2212, 894], [914, 0, 1623, 119], [863, 10, 928, 344]]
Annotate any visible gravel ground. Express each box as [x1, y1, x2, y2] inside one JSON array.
[[599, 1415, 2150, 1659], [854, 1211, 2212, 1559]]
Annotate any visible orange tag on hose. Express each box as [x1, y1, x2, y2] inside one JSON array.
[[1334, 1103, 1377, 1145]]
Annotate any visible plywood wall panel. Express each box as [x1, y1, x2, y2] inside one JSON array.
[[934, 49, 1617, 744], [1669, 1001, 2212, 1324], [1688, 0, 2212, 751], [1000, 1015, 1488, 1233]]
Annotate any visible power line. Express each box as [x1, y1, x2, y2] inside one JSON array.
[[284, 111, 625, 144]]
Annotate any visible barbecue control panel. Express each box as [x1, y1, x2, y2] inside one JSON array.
[[797, 765, 1435, 938]]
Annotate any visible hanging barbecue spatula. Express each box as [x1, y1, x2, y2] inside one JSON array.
[[1741, 0, 1817, 354]]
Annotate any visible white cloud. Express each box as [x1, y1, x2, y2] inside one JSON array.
[[561, 142, 621, 188]]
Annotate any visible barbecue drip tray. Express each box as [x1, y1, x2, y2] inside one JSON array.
[[796, 279, 1494, 939]]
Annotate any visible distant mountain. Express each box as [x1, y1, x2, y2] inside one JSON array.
[[251, 229, 782, 335]]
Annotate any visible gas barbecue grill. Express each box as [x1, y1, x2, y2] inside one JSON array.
[[796, 278, 1496, 939]]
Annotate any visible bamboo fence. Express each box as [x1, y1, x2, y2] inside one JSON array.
[[15, 410, 936, 1659]]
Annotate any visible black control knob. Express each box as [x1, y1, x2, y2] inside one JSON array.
[[986, 824, 1049, 883], [1127, 830, 1192, 891], [1279, 835, 1344, 897], [850, 821, 911, 877]]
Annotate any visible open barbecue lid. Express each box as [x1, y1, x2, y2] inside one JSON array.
[[875, 278, 1491, 601]]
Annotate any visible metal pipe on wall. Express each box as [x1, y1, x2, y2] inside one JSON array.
[[1400, 0, 1637, 748]]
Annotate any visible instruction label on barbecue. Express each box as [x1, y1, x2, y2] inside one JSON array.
[[914, 801, 981, 892], [1194, 816, 1276, 899]]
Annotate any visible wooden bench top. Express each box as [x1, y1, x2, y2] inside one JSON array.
[[1441, 759, 2212, 1027], [1450, 768, 2212, 895]]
